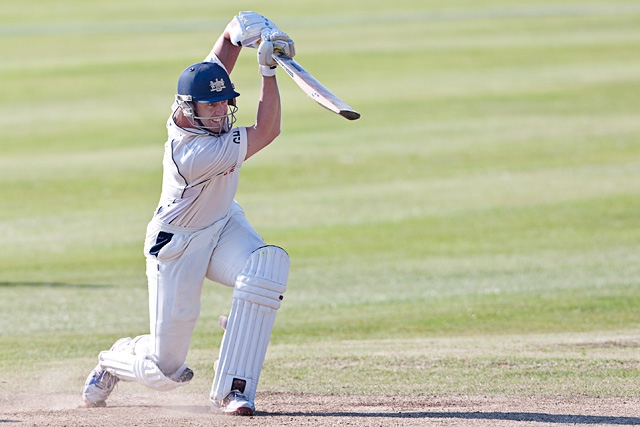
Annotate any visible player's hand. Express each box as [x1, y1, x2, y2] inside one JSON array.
[[227, 11, 276, 49], [265, 28, 295, 59], [257, 28, 295, 68], [257, 38, 277, 76]]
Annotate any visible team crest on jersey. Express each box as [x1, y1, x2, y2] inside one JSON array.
[[210, 79, 226, 92]]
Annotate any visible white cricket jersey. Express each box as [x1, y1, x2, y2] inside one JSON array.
[[152, 115, 248, 229]]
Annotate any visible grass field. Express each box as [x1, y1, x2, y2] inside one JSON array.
[[1, 0, 640, 415]]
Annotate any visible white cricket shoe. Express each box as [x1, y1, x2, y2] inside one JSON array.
[[82, 366, 119, 407], [82, 337, 131, 407], [214, 390, 255, 416]]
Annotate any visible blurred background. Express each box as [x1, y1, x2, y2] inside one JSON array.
[[1, 0, 639, 395]]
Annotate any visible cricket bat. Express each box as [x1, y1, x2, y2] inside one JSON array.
[[272, 53, 360, 121]]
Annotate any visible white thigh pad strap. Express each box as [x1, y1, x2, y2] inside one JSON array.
[[210, 246, 289, 405]]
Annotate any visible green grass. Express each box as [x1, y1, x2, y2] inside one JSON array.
[[1, 0, 640, 398]]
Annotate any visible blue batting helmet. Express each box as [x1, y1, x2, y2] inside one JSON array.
[[177, 62, 240, 104]]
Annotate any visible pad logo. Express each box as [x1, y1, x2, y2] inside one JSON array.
[[210, 79, 226, 92]]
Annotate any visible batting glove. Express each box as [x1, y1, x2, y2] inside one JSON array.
[[257, 28, 295, 68], [227, 11, 276, 49]]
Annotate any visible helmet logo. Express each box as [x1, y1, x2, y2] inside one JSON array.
[[210, 79, 226, 92]]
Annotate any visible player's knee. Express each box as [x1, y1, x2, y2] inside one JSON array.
[[135, 357, 193, 391], [128, 335, 192, 388], [100, 350, 193, 392], [235, 245, 289, 310]]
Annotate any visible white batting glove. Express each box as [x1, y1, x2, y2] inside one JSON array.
[[259, 64, 277, 77], [227, 11, 276, 49], [257, 28, 295, 68], [258, 38, 277, 76], [266, 28, 296, 59]]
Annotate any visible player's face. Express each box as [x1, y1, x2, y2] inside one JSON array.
[[195, 100, 229, 132]]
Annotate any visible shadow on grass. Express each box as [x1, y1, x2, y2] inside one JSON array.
[[265, 411, 640, 425], [0, 282, 110, 288]]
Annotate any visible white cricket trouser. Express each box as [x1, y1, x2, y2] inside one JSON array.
[[143, 202, 265, 376]]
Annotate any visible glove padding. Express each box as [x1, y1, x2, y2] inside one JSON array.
[[257, 28, 296, 68], [227, 11, 275, 48]]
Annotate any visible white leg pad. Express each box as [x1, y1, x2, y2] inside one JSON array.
[[210, 245, 289, 405], [99, 336, 192, 392]]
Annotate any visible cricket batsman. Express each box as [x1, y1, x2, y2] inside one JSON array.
[[81, 12, 295, 416]]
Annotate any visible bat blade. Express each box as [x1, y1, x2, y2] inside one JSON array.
[[272, 53, 360, 120]]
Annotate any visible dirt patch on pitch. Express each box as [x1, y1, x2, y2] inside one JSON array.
[[1, 392, 639, 426]]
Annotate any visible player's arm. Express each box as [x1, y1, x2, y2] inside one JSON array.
[[209, 12, 279, 74], [244, 26, 295, 160], [208, 29, 242, 74], [245, 72, 281, 160]]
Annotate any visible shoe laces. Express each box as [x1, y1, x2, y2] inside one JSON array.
[[95, 370, 118, 391]]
